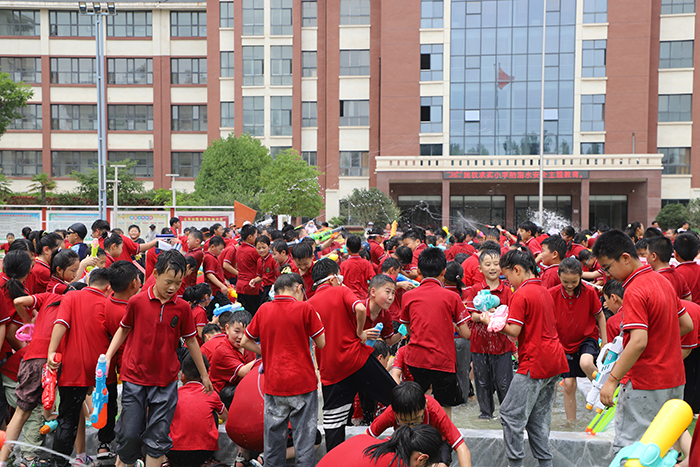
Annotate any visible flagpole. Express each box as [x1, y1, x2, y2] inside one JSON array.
[[538, 0, 547, 227]]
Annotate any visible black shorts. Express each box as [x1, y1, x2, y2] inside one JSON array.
[[563, 337, 599, 379], [407, 365, 463, 407]]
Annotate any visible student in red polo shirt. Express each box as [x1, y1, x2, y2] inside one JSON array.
[[290, 241, 315, 299], [247, 235, 277, 303], [367, 227, 386, 266], [220, 241, 238, 286], [182, 283, 212, 344], [184, 230, 205, 290], [209, 310, 255, 408], [203, 236, 228, 298], [30, 232, 62, 294], [540, 235, 566, 289], [236, 224, 262, 314], [602, 280, 624, 340], [402, 230, 426, 280], [673, 232, 700, 306], [341, 235, 376, 300], [46, 268, 113, 467], [363, 274, 402, 346], [91, 219, 158, 263], [517, 221, 543, 262], [308, 258, 396, 451], [647, 236, 692, 301], [105, 251, 213, 467], [592, 230, 693, 452], [549, 257, 606, 422], [460, 241, 500, 288], [0, 233, 14, 254], [241, 272, 325, 467], [200, 310, 233, 362], [480, 249, 568, 467], [445, 228, 477, 261], [271, 239, 295, 274], [399, 248, 470, 419], [46, 249, 84, 295], [103, 233, 123, 268]]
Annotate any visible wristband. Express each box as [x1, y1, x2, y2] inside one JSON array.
[[610, 373, 622, 383]]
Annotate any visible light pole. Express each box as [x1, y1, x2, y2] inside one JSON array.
[[166, 173, 180, 212], [79, 1, 116, 220], [109, 164, 127, 224], [538, 0, 547, 226]]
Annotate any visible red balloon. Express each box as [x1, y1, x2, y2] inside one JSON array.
[[225, 360, 265, 452]]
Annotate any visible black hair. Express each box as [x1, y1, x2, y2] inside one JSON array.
[[444, 261, 464, 294], [500, 249, 538, 276], [478, 240, 501, 252], [363, 425, 442, 467], [597, 224, 610, 233], [21, 226, 32, 239], [50, 249, 79, 277], [218, 310, 233, 328], [346, 235, 362, 254], [291, 241, 314, 261], [67, 282, 87, 292], [380, 257, 401, 273], [394, 245, 413, 266], [154, 249, 188, 277], [88, 267, 113, 288], [573, 232, 589, 247], [229, 310, 252, 327], [208, 235, 225, 248], [185, 255, 197, 272], [625, 222, 643, 239], [453, 252, 469, 264], [160, 227, 172, 235], [3, 250, 32, 300], [301, 236, 316, 247], [181, 352, 208, 382], [311, 257, 340, 285], [425, 235, 437, 247], [452, 228, 466, 243], [646, 236, 673, 263], [189, 229, 204, 243], [283, 229, 298, 242], [255, 235, 270, 247], [478, 248, 501, 263], [561, 226, 576, 239], [643, 227, 663, 239], [371, 340, 390, 359], [383, 237, 400, 252], [464, 227, 477, 238], [391, 381, 427, 416], [91, 220, 111, 238], [269, 230, 283, 241], [127, 224, 140, 233], [577, 248, 592, 263], [9, 238, 35, 255], [95, 247, 106, 258], [183, 283, 213, 307], [273, 272, 304, 295], [104, 233, 123, 251], [542, 234, 567, 260], [35, 232, 63, 257], [591, 230, 638, 261], [674, 232, 700, 262], [401, 230, 421, 243], [210, 223, 223, 232], [169, 217, 180, 227], [417, 247, 446, 278], [518, 221, 538, 236], [271, 238, 289, 255], [635, 238, 648, 252], [202, 323, 221, 337], [358, 248, 371, 261], [484, 227, 500, 239], [559, 256, 583, 277], [106, 260, 139, 293], [603, 279, 625, 299], [369, 274, 396, 293], [240, 224, 257, 241]]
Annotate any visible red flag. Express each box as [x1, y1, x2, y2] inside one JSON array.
[[497, 67, 513, 90]]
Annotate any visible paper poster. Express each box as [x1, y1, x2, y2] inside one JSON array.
[[115, 212, 170, 236], [47, 212, 100, 240], [0, 211, 41, 236], [178, 213, 232, 230]]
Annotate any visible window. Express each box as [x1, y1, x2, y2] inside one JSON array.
[[302, 51, 317, 77], [659, 147, 690, 174], [220, 2, 234, 28], [49, 11, 94, 37], [242, 46, 264, 86], [270, 146, 291, 158], [339, 50, 370, 76], [302, 0, 317, 27], [340, 0, 370, 25], [661, 0, 695, 14], [302, 101, 317, 127], [515, 195, 572, 227], [8, 104, 42, 130], [108, 105, 153, 131], [271, 0, 293, 35], [221, 102, 234, 128], [242, 0, 264, 36], [581, 142, 604, 154], [301, 151, 317, 166], [107, 58, 152, 85], [243, 96, 264, 135], [51, 151, 97, 177], [660, 41, 694, 68], [339, 100, 370, 126], [50, 58, 96, 84], [109, 151, 154, 177], [450, 195, 506, 226], [421, 0, 443, 28], [580, 94, 605, 131], [170, 11, 207, 37], [107, 11, 152, 37], [270, 96, 292, 136], [172, 105, 207, 131], [583, 0, 607, 23], [51, 105, 98, 131], [171, 152, 203, 178], [420, 44, 443, 81], [0, 150, 42, 176], [0, 10, 40, 36], [0, 57, 41, 84], [590, 195, 628, 230], [659, 94, 692, 122], [271, 46, 293, 85], [420, 144, 442, 156], [171, 58, 207, 84], [340, 151, 369, 176], [220, 52, 234, 78], [420, 96, 442, 133], [582, 40, 606, 77]]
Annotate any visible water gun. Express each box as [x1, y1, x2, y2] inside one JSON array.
[[586, 335, 624, 413], [213, 302, 243, 317], [91, 354, 109, 429], [390, 221, 397, 237], [608, 399, 693, 467], [396, 273, 419, 288], [228, 286, 237, 301], [586, 386, 619, 435], [15, 323, 34, 342], [487, 305, 509, 333], [311, 226, 344, 243], [40, 420, 58, 435], [41, 353, 62, 411], [365, 323, 383, 347], [472, 289, 500, 313], [86, 238, 99, 272]]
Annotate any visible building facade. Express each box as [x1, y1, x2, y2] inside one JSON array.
[[0, 0, 695, 229]]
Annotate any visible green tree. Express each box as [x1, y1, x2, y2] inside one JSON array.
[[72, 159, 145, 205], [685, 199, 700, 231], [654, 203, 688, 231], [194, 134, 272, 206], [0, 170, 12, 201], [259, 149, 323, 217], [0, 72, 33, 138], [338, 188, 401, 226], [28, 173, 56, 205]]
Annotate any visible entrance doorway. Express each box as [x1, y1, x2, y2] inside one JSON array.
[[589, 195, 628, 230]]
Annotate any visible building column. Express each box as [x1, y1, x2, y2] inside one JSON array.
[[442, 179, 450, 226], [581, 178, 590, 230]]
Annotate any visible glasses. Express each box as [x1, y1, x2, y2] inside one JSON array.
[[600, 254, 622, 275], [67, 230, 75, 234]]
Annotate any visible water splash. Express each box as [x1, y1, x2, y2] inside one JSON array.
[[526, 208, 575, 233]]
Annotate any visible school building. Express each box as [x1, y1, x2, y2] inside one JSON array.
[[0, 0, 697, 229]]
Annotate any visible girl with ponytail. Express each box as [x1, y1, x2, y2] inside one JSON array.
[[46, 249, 84, 295], [29, 231, 63, 293], [0, 250, 33, 328], [182, 283, 212, 343]]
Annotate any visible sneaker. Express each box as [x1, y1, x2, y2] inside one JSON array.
[[96, 443, 116, 466], [74, 455, 95, 467]]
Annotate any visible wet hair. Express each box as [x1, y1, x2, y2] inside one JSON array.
[[561, 226, 576, 239], [346, 235, 362, 254], [291, 241, 314, 261], [453, 253, 469, 264], [478, 249, 500, 263], [646, 236, 673, 264], [391, 381, 426, 416], [394, 245, 413, 267], [154, 249, 187, 277], [674, 232, 700, 261], [88, 267, 113, 288], [108, 261, 140, 293], [208, 235, 225, 248], [128, 224, 140, 233], [311, 257, 340, 285], [217, 310, 233, 328], [591, 230, 638, 261], [271, 238, 289, 255], [3, 250, 32, 300], [380, 257, 401, 273], [643, 227, 663, 239], [371, 340, 390, 359], [444, 261, 464, 295], [273, 272, 304, 295], [417, 247, 446, 278], [240, 224, 257, 241], [181, 352, 208, 382], [484, 228, 501, 239], [363, 425, 442, 467], [229, 310, 252, 327], [518, 221, 538, 236], [500, 249, 538, 277], [202, 323, 221, 337], [369, 274, 396, 293], [542, 234, 567, 260], [103, 233, 123, 251], [189, 229, 204, 243], [50, 249, 79, 276], [452, 228, 467, 243], [478, 240, 501, 252], [9, 238, 35, 256], [255, 235, 270, 246], [183, 283, 213, 307], [603, 279, 625, 299]]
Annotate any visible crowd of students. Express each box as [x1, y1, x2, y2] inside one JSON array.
[[0, 215, 698, 467]]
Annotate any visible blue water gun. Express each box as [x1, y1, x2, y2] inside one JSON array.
[[91, 354, 109, 429], [397, 273, 419, 288], [365, 323, 383, 347], [213, 302, 243, 317], [472, 289, 500, 312]]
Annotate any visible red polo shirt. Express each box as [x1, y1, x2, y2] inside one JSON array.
[[523, 237, 542, 256], [391, 346, 413, 381], [658, 266, 692, 300], [31, 259, 51, 294], [235, 242, 261, 295], [103, 294, 129, 385], [675, 261, 700, 306], [549, 282, 602, 354], [340, 255, 375, 300], [406, 243, 427, 273], [461, 254, 485, 288], [219, 245, 237, 280], [368, 239, 385, 266], [361, 298, 396, 340], [540, 264, 560, 289], [464, 280, 515, 355], [98, 234, 139, 263], [681, 300, 700, 350], [170, 381, 225, 451], [46, 276, 69, 295], [184, 247, 204, 290], [23, 292, 62, 361], [203, 251, 226, 292], [506, 278, 568, 379], [209, 337, 256, 392], [257, 253, 278, 286], [446, 242, 476, 261], [201, 333, 227, 362], [606, 310, 623, 341]]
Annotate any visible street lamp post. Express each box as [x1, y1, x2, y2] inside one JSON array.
[[166, 174, 180, 212], [109, 164, 127, 223], [79, 2, 116, 220]]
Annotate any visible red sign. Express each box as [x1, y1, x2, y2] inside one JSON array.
[[443, 170, 589, 180]]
